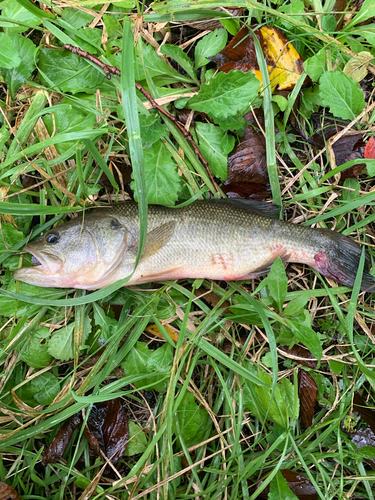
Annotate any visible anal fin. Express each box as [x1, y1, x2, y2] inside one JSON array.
[[234, 249, 290, 280]]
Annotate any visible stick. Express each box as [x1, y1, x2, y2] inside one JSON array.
[[63, 44, 220, 193]]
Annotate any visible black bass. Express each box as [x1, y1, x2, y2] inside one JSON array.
[[13, 200, 374, 291]]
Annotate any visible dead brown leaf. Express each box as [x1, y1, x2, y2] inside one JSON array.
[[0, 482, 20, 500], [213, 26, 305, 91], [298, 369, 318, 429]]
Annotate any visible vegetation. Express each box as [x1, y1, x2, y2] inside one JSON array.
[[0, 0, 375, 498]]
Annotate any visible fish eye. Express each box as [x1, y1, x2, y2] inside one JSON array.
[[45, 231, 60, 244]]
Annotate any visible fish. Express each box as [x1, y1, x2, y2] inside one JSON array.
[[13, 199, 375, 291]]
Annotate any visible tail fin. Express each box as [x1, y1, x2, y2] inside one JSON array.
[[313, 229, 375, 292]]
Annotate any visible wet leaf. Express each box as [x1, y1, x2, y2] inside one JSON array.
[[344, 51, 374, 82], [309, 129, 366, 179], [187, 70, 259, 119], [319, 71, 366, 120], [213, 26, 305, 91], [43, 413, 82, 465], [298, 370, 318, 429], [47, 316, 92, 361], [254, 470, 318, 499], [87, 399, 129, 463], [194, 122, 235, 180], [226, 117, 268, 190], [194, 29, 228, 69], [0, 482, 20, 500], [122, 342, 173, 392]]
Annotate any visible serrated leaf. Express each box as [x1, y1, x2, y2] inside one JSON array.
[[187, 70, 259, 119], [194, 29, 228, 69], [344, 51, 374, 82], [121, 342, 173, 392], [38, 48, 104, 94], [303, 48, 326, 82], [0, 33, 21, 69], [194, 122, 235, 180], [319, 71, 365, 120], [1, 34, 36, 99], [139, 112, 166, 149], [131, 141, 181, 205], [267, 258, 287, 312], [160, 44, 198, 83]]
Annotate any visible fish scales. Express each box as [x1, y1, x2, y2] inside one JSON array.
[[13, 200, 375, 291]]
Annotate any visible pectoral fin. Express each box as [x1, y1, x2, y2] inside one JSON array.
[[129, 221, 177, 261]]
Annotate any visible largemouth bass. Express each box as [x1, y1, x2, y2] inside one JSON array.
[[13, 199, 374, 291]]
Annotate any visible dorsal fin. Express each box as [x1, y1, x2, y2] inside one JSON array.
[[210, 198, 282, 219]]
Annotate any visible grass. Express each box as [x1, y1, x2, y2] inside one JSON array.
[[0, 0, 375, 499]]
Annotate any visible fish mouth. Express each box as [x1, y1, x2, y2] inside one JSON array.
[[23, 245, 64, 275]]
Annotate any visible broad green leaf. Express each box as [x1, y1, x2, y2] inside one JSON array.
[[160, 44, 198, 83], [38, 48, 105, 94], [0, 223, 24, 270], [1, 0, 41, 33], [321, 14, 337, 32], [174, 392, 210, 448], [269, 471, 299, 500], [187, 70, 260, 119], [47, 317, 91, 361], [289, 321, 323, 360], [0, 33, 21, 69], [356, 24, 375, 47], [319, 71, 365, 120], [103, 13, 122, 39], [43, 104, 97, 155], [61, 7, 94, 28], [19, 326, 52, 369], [194, 29, 228, 69], [131, 140, 181, 205], [194, 122, 234, 180], [1, 34, 36, 99], [283, 295, 309, 317], [121, 342, 173, 392], [71, 26, 103, 53], [139, 112, 166, 148], [213, 113, 248, 131], [303, 48, 326, 82], [240, 367, 298, 427], [124, 422, 148, 456], [267, 258, 288, 312], [0, 281, 64, 317], [28, 373, 60, 405]]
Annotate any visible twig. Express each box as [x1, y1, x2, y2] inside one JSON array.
[[63, 44, 221, 193]]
